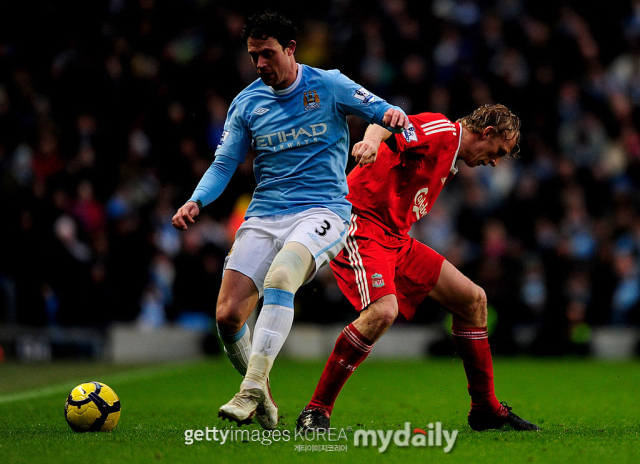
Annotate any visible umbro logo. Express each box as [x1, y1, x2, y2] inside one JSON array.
[[253, 107, 269, 115]]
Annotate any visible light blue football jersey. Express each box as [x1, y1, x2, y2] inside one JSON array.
[[205, 64, 402, 222]]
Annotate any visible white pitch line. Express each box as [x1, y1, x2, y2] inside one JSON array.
[[0, 360, 201, 404]]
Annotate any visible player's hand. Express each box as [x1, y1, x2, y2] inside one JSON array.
[[382, 108, 409, 133], [172, 201, 200, 230], [352, 140, 379, 167]]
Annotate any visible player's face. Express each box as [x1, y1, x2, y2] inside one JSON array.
[[247, 37, 296, 90], [465, 129, 517, 168]]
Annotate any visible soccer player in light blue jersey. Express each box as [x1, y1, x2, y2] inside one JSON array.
[[172, 11, 408, 429]]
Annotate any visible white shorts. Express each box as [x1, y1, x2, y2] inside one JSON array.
[[224, 208, 348, 297]]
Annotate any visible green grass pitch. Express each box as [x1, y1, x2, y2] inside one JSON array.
[[0, 357, 638, 463]]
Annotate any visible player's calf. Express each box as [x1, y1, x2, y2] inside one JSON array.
[[215, 269, 259, 335]]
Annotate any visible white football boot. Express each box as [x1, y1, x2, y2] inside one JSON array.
[[254, 378, 278, 430], [218, 388, 262, 426], [218, 379, 278, 429]]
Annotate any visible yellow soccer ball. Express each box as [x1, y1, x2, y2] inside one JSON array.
[[64, 382, 121, 432]]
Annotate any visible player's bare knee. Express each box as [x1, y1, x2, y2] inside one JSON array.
[[216, 300, 244, 334], [367, 297, 398, 331], [468, 285, 487, 326], [375, 303, 398, 329]]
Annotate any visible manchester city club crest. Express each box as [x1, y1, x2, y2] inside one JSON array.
[[303, 89, 321, 110], [371, 273, 385, 288]]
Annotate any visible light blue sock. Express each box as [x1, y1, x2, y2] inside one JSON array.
[[242, 288, 295, 389], [217, 323, 251, 376]]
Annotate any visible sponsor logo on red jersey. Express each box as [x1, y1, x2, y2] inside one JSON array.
[[412, 187, 429, 220]]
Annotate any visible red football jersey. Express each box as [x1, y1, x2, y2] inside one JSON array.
[[347, 113, 461, 236]]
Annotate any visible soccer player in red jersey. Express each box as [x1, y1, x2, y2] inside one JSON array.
[[297, 104, 540, 432]]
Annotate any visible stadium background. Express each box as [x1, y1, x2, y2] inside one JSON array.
[[1, 0, 640, 361]]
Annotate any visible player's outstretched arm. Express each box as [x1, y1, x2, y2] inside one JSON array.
[[173, 155, 239, 231], [352, 124, 393, 166], [172, 201, 200, 231]]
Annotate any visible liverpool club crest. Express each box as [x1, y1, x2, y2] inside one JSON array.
[[371, 273, 385, 288]]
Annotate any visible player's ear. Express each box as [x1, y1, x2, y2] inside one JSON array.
[[482, 126, 495, 139], [286, 40, 296, 56]]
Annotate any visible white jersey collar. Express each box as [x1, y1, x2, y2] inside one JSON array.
[[270, 63, 302, 96], [450, 122, 462, 174]]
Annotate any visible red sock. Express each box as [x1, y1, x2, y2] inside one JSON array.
[[307, 323, 373, 415], [452, 326, 502, 414]]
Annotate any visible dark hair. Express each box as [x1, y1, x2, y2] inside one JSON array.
[[241, 11, 298, 48], [457, 104, 521, 157]]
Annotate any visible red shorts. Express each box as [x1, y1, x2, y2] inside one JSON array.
[[330, 213, 445, 321]]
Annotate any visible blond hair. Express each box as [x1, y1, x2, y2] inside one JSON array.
[[457, 104, 521, 157]]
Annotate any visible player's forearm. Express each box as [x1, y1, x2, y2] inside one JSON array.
[[188, 155, 239, 208], [362, 124, 393, 148]]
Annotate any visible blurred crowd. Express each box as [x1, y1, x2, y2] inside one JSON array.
[[1, 0, 640, 355]]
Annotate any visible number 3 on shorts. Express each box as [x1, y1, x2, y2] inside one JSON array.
[[315, 220, 331, 236]]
